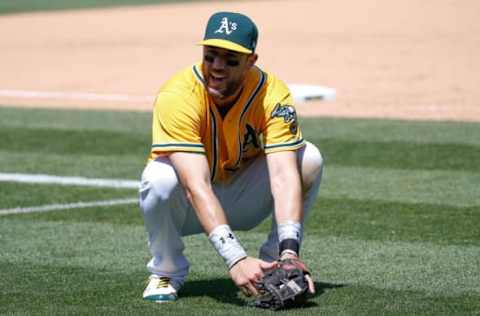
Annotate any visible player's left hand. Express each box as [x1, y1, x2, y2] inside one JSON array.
[[229, 256, 277, 297]]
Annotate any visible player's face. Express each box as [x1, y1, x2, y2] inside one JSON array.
[[202, 46, 257, 100]]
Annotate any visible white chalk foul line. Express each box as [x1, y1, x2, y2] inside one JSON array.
[[0, 198, 138, 216], [0, 173, 139, 216], [0, 173, 140, 189]]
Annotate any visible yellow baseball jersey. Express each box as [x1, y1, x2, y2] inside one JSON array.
[[149, 62, 305, 183]]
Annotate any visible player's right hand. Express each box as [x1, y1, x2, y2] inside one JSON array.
[[229, 256, 276, 297]]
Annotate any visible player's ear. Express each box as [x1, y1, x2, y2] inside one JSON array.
[[246, 53, 258, 68]]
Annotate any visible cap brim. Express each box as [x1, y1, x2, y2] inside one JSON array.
[[198, 39, 252, 54]]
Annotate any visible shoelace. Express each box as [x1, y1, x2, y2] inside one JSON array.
[[156, 277, 171, 288]]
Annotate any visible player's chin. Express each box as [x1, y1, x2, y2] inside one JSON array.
[[207, 86, 225, 98]]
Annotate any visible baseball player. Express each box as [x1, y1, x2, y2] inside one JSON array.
[[139, 11, 324, 303]]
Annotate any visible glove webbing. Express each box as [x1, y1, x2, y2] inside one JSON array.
[[253, 263, 308, 310]]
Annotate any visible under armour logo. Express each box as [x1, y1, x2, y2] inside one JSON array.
[[219, 233, 236, 244], [214, 17, 237, 35]]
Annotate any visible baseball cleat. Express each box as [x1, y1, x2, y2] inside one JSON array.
[[143, 275, 178, 303]]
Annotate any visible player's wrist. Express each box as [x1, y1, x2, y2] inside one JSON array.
[[278, 220, 302, 257], [279, 249, 299, 260], [208, 224, 247, 269]]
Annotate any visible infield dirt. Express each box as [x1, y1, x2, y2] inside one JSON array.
[[1, 0, 479, 121]]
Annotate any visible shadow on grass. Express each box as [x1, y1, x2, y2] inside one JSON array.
[[180, 278, 345, 308], [180, 278, 244, 305]]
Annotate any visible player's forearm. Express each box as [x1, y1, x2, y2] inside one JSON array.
[[271, 169, 303, 223], [185, 181, 249, 269], [267, 150, 304, 258], [169, 152, 247, 268], [271, 169, 304, 258], [184, 182, 228, 234], [169, 152, 228, 234], [268, 151, 303, 223]]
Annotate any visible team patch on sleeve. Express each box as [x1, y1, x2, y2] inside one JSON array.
[[271, 103, 299, 134]]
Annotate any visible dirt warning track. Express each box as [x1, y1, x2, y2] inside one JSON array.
[[1, 0, 479, 121]]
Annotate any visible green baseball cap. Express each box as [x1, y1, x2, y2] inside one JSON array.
[[198, 11, 258, 54]]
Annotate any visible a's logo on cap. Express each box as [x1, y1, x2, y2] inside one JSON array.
[[214, 17, 237, 35]]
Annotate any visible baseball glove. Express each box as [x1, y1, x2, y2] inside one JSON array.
[[252, 258, 310, 310]]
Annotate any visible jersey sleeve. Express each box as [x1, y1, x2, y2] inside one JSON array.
[[262, 79, 305, 153], [151, 91, 205, 155]]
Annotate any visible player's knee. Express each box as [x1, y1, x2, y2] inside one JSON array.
[[149, 174, 180, 201], [140, 159, 180, 202], [301, 142, 324, 188]]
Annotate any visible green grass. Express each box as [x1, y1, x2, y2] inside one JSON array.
[[0, 182, 134, 209], [0, 0, 214, 15], [0, 107, 150, 178], [1, 105, 479, 315]]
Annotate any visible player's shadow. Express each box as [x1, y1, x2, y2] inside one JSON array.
[[180, 278, 345, 307], [180, 278, 244, 305]]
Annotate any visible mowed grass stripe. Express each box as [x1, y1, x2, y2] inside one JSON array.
[[1, 162, 478, 213], [322, 166, 480, 208], [1, 219, 479, 296], [301, 117, 480, 146], [2, 127, 480, 172], [0, 182, 134, 209], [315, 284, 480, 316], [302, 236, 480, 296], [0, 198, 137, 216], [10, 198, 144, 227], [0, 151, 145, 179], [10, 195, 479, 246], [0, 263, 248, 316], [3, 107, 480, 146], [0, 127, 149, 156], [316, 138, 480, 171], [1, 262, 479, 316], [7, 199, 145, 226], [0, 106, 151, 133], [261, 198, 479, 246]]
